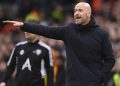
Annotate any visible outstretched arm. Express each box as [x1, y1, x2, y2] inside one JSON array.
[[21, 22, 67, 40], [3, 20, 68, 40]]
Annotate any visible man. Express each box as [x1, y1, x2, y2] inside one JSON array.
[[0, 32, 53, 86], [3, 2, 115, 86]]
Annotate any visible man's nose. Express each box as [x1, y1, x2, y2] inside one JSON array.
[[75, 11, 81, 16]]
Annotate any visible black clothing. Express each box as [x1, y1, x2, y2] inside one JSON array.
[[21, 19, 115, 86], [1, 40, 53, 86]]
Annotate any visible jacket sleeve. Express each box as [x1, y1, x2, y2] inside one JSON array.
[[0, 47, 17, 83], [101, 32, 115, 85], [21, 23, 68, 40], [43, 48, 54, 86]]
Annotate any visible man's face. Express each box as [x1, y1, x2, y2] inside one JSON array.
[[25, 32, 39, 42], [74, 2, 91, 25]]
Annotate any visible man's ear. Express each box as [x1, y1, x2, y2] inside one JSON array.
[[86, 12, 91, 18]]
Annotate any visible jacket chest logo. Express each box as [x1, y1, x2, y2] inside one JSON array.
[[33, 49, 42, 56], [20, 49, 24, 55]]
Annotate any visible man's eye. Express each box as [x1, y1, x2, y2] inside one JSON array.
[[79, 9, 83, 12]]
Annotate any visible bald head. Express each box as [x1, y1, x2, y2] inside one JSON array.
[[75, 2, 91, 16], [74, 2, 92, 25]]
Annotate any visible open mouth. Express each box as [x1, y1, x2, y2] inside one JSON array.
[[75, 16, 81, 19]]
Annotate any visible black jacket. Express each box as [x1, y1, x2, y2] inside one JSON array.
[[1, 41, 53, 86], [21, 19, 115, 86]]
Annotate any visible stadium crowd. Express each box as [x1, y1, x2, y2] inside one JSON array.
[[0, 0, 120, 86]]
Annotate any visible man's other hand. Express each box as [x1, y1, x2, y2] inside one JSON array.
[[3, 20, 24, 27]]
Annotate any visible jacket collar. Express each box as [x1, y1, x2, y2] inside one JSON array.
[[76, 16, 98, 31]]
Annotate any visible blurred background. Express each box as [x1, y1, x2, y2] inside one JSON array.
[[0, 0, 120, 86]]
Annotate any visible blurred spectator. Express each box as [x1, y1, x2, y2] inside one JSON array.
[[0, 6, 8, 31], [52, 4, 64, 23], [54, 52, 66, 86], [17, 0, 41, 19]]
